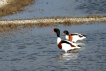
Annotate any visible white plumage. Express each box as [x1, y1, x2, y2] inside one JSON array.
[[52, 28, 81, 53]]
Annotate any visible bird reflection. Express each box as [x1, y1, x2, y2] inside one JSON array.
[[58, 52, 78, 61], [58, 42, 85, 61]]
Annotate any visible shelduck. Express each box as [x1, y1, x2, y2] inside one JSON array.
[[52, 28, 81, 53], [63, 30, 86, 43]]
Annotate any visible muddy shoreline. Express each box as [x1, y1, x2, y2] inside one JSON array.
[[0, 0, 33, 17], [0, 15, 106, 25], [0, 15, 106, 33], [0, 0, 106, 33]]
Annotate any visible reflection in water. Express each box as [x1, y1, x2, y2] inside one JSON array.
[[58, 53, 79, 60], [57, 53, 80, 71]]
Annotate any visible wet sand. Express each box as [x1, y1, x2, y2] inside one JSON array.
[[0, 0, 8, 7]]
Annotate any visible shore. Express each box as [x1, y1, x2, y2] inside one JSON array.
[[0, 0, 33, 17], [0, 15, 106, 33], [1, 16, 106, 25], [0, 0, 8, 7], [0, 0, 106, 33]]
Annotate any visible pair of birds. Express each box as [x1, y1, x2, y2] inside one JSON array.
[[52, 28, 86, 53]]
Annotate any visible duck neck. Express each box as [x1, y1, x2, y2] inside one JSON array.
[[65, 35, 69, 40], [54, 28, 61, 44], [56, 32, 61, 44], [56, 32, 60, 37], [66, 31, 69, 35], [57, 37, 61, 44]]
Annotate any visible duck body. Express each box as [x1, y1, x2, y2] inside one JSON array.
[[52, 28, 81, 53], [63, 30, 86, 42], [57, 37, 80, 52]]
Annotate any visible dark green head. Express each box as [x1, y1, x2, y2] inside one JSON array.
[[63, 30, 69, 35], [53, 28, 60, 37]]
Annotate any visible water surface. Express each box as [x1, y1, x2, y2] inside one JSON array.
[[1, 0, 106, 20], [0, 23, 106, 71]]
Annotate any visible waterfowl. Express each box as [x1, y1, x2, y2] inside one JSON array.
[[63, 30, 86, 43], [52, 28, 81, 53]]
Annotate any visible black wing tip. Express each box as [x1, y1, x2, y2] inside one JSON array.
[[83, 35, 87, 37], [78, 45, 81, 47]]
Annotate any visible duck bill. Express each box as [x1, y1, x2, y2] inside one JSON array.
[[62, 33, 65, 35], [51, 30, 54, 34]]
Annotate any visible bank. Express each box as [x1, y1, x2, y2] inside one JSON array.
[[0, 0, 106, 33], [0, 0, 33, 17]]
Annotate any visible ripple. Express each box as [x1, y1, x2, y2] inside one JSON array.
[[0, 23, 106, 71]]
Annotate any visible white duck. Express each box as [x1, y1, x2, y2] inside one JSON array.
[[52, 28, 81, 53], [63, 30, 86, 43]]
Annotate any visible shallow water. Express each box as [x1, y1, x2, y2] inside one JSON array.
[[0, 23, 106, 71], [1, 0, 106, 20]]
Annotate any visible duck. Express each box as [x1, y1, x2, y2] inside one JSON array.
[[52, 28, 81, 53], [62, 30, 86, 43]]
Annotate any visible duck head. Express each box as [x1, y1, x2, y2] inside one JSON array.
[[63, 30, 69, 35], [52, 28, 60, 37]]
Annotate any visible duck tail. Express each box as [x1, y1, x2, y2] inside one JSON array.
[[83, 35, 86, 38]]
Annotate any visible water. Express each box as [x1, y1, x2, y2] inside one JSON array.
[[0, 0, 106, 70], [0, 23, 106, 71], [1, 0, 106, 20]]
